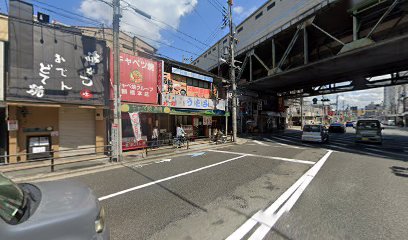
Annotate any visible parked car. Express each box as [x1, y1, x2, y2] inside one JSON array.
[[0, 173, 109, 240], [301, 124, 329, 143], [355, 119, 383, 144], [345, 121, 354, 127], [329, 123, 346, 133]]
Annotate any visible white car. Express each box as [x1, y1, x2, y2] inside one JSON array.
[[302, 124, 329, 143]]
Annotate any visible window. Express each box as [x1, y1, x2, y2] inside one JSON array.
[[223, 39, 228, 44], [187, 78, 193, 86], [208, 50, 211, 54], [199, 81, 204, 88], [193, 79, 199, 87], [213, 47, 216, 51], [255, 11, 263, 20], [267, 2, 275, 11], [237, 26, 243, 33], [204, 54, 207, 58], [203, 82, 210, 89]]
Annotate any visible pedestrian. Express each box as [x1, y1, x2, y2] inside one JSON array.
[[151, 125, 159, 148], [176, 123, 186, 146]]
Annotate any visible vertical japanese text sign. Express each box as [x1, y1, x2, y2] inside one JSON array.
[[8, 17, 107, 105]]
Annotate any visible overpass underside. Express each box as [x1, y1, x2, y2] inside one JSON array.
[[215, 0, 408, 98]]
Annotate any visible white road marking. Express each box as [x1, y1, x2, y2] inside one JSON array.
[[269, 136, 314, 147], [253, 140, 269, 146], [226, 151, 333, 240], [263, 138, 305, 149], [208, 149, 315, 165], [155, 159, 172, 163], [98, 155, 248, 201]]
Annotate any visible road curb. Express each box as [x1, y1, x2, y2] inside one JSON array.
[[11, 140, 247, 183]]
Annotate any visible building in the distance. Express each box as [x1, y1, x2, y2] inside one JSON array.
[[383, 84, 408, 126]]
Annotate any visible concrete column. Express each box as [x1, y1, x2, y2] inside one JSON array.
[[303, 26, 309, 64], [7, 106, 18, 163], [95, 109, 106, 154], [353, 13, 359, 41], [272, 38, 276, 69]]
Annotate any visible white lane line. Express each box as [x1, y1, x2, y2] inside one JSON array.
[[263, 138, 305, 149], [253, 140, 269, 146], [98, 155, 248, 201], [269, 136, 314, 148], [226, 151, 333, 240], [208, 149, 315, 165]]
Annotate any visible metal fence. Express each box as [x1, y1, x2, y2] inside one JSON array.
[[0, 145, 112, 173], [0, 134, 234, 173]]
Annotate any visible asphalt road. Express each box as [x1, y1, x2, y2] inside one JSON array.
[[62, 127, 407, 240]]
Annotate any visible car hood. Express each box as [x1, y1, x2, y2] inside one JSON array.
[[3, 180, 101, 240]]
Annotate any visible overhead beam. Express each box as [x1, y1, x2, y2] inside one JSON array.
[[277, 25, 302, 70], [311, 22, 345, 46], [366, 0, 400, 38]]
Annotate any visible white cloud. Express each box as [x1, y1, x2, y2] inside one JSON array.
[[79, 0, 198, 47], [305, 88, 384, 109], [232, 5, 258, 22], [233, 6, 244, 15]]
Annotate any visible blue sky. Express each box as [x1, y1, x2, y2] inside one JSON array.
[[0, 0, 384, 107], [0, 0, 266, 61]]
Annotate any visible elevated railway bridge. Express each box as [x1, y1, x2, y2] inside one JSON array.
[[203, 0, 408, 98]]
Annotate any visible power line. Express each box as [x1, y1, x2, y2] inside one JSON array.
[[121, 0, 210, 48], [3, 0, 8, 12], [211, 0, 226, 11], [206, 0, 225, 14], [123, 8, 207, 52], [120, 23, 218, 62], [28, 0, 103, 26]]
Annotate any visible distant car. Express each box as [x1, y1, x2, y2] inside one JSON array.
[[0, 173, 109, 240], [355, 119, 383, 144], [301, 124, 329, 143], [329, 123, 346, 133], [345, 121, 354, 127]]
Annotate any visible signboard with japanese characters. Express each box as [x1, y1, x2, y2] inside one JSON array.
[[112, 52, 158, 104], [161, 94, 213, 110], [7, 24, 107, 105]]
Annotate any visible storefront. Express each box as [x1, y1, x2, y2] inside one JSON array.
[[160, 65, 227, 138], [6, 3, 108, 163], [111, 52, 163, 150]]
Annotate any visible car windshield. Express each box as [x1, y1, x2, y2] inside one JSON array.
[[0, 173, 25, 223], [357, 121, 380, 129], [303, 125, 321, 132]]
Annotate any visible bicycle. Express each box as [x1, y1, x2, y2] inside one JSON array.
[[173, 136, 186, 148]]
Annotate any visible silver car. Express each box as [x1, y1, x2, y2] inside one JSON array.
[[0, 173, 109, 240], [355, 119, 383, 144]]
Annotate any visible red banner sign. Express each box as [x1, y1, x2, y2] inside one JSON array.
[[110, 53, 158, 104]]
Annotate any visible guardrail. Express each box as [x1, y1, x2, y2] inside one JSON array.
[[0, 134, 234, 173], [141, 134, 234, 157], [0, 145, 112, 173]]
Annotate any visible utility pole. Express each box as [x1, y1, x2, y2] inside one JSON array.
[[112, 0, 122, 161], [228, 0, 237, 142]]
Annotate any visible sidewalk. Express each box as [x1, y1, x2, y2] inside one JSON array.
[[4, 137, 248, 183]]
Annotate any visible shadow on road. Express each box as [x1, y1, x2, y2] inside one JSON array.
[[390, 166, 408, 177], [238, 128, 408, 163]]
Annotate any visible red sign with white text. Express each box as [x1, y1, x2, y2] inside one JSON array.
[[110, 53, 158, 104]]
